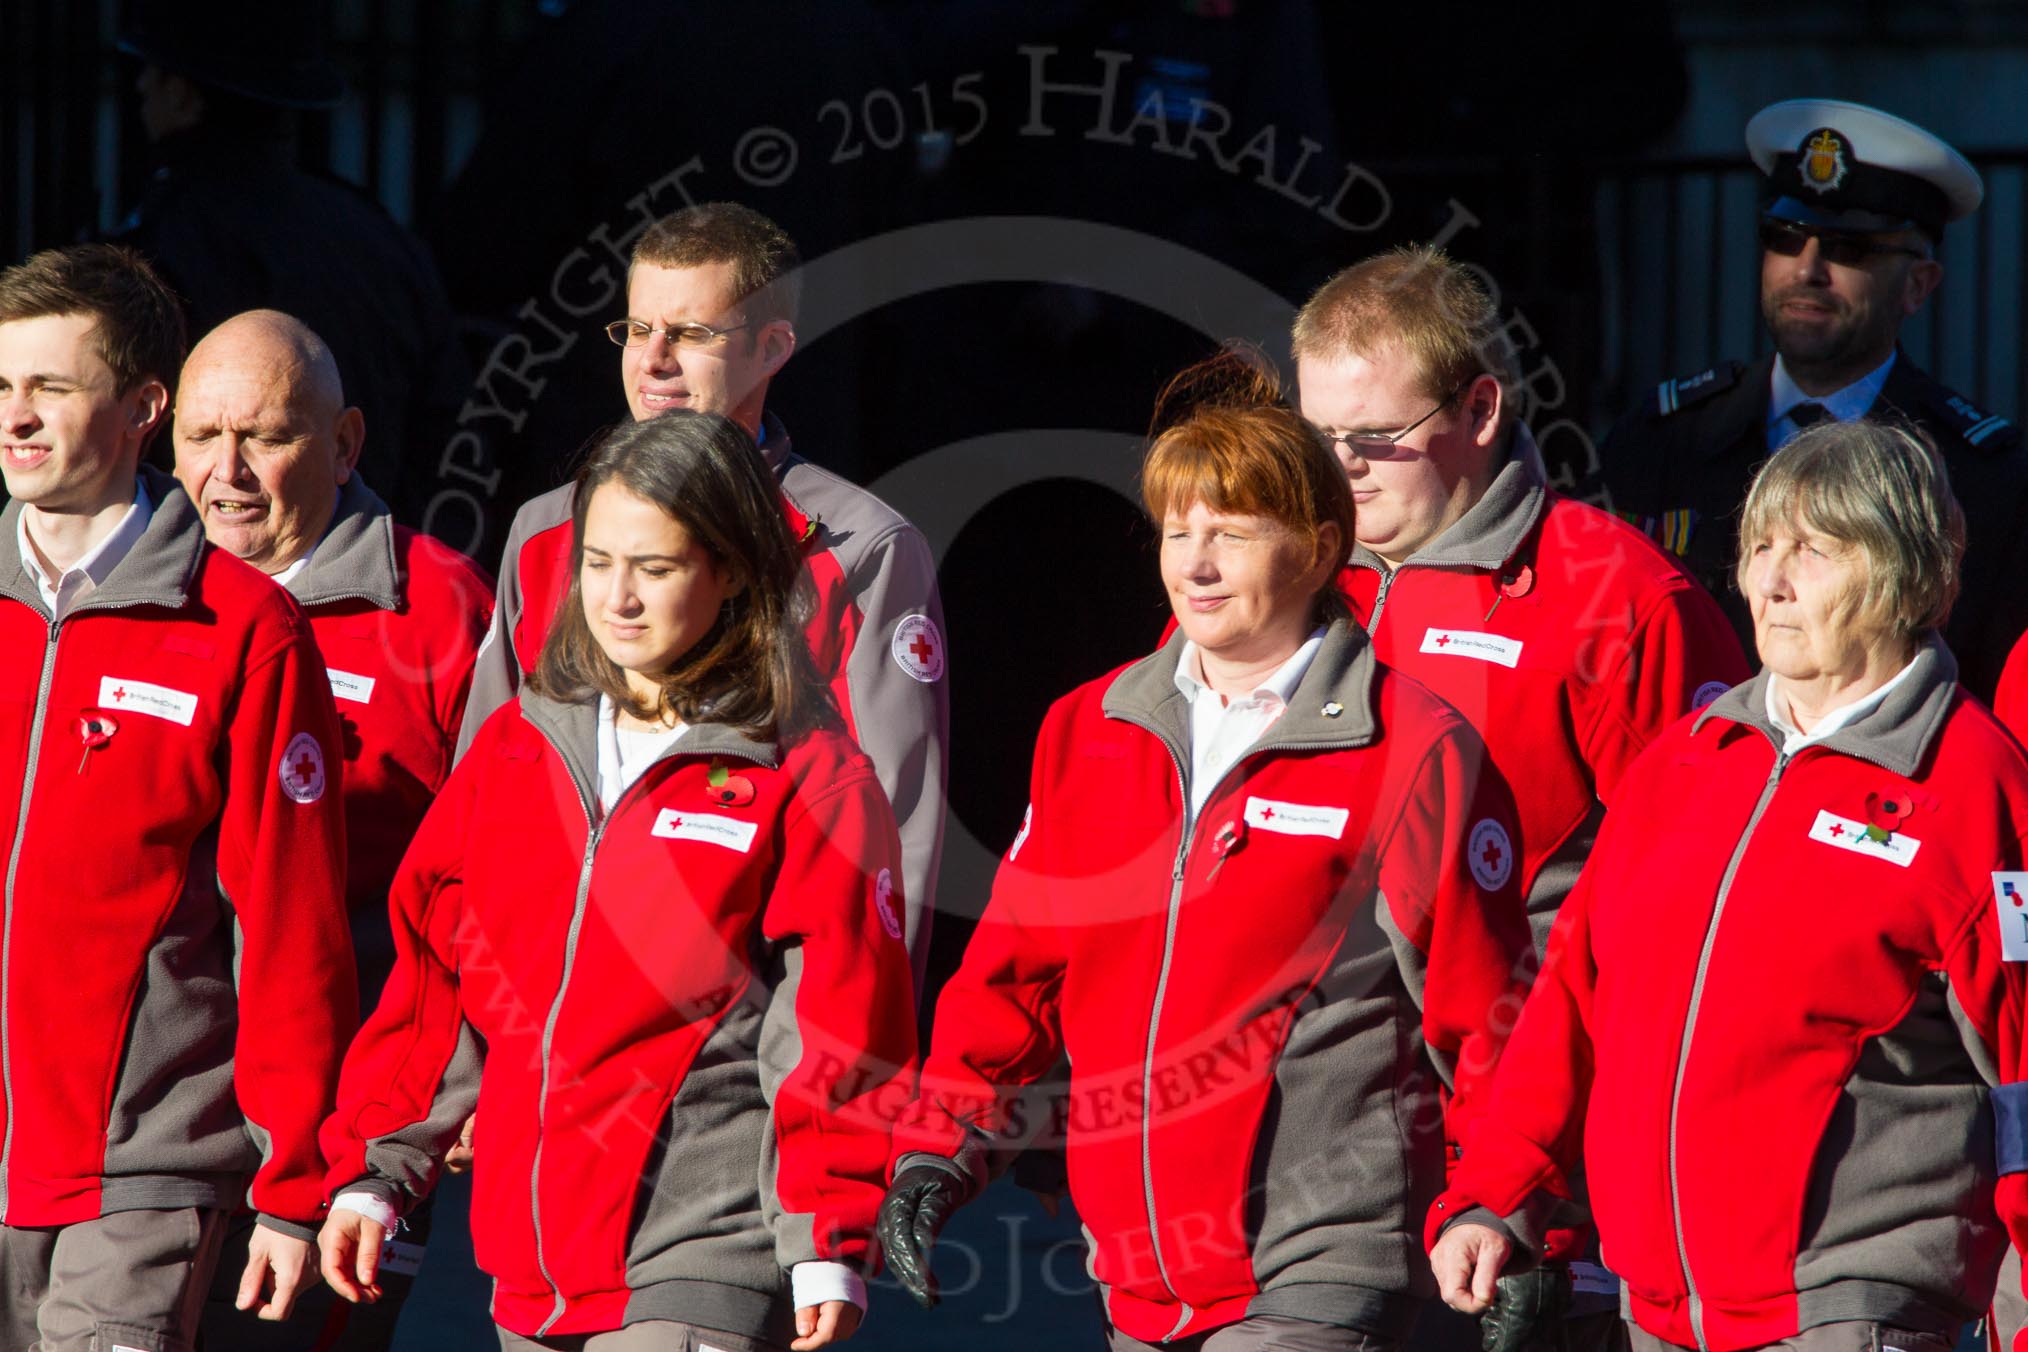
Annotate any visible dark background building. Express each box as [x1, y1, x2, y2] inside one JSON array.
[[6, 2, 2026, 1344]]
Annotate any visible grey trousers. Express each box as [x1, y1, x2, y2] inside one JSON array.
[[497, 1321, 789, 1352], [0, 1207, 227, 1352], [1108, 1314, 1399, 1351], [1992, 1248, 2023, 1352], [1627, 1320, 1957, 1352]]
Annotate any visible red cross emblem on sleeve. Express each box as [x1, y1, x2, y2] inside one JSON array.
[[889, 615, 946, 683], [277, 732, 326, 803], [1468, 818, 1513, 890]]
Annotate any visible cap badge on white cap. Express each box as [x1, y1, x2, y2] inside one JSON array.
[[1800, 128, 1850, 194]]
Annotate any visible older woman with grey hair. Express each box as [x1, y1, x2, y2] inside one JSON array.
[[1426, 420, 2028, 1352]]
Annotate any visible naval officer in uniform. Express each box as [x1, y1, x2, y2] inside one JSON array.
[[1592, 98, 2028, 699]]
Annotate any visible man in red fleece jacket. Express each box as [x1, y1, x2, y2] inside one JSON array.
[[170, 309, 493, 1351], [0, 246, 354, 1349], [1294, 245, 1749, 1352]]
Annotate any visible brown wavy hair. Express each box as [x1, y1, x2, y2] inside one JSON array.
[[528, 411, 832, 740]]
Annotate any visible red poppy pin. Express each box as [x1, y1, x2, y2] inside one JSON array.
[[706, 761, 756, 808], [1862, 789, 1911, 844], [1483, 562, 1535, 622], [1207, 818, 1248, 882], [76, 708, 119, 774]]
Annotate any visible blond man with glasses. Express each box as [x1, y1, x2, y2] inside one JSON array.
[[1295, 245, 1749, 1352]]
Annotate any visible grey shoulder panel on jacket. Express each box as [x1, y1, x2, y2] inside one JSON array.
[[513, 482, 575, 538], [778, 456, 926, 565]]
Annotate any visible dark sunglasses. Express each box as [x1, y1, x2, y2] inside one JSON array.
[[1758, 218, 1928, 268]]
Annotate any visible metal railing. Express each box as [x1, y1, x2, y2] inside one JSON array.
[[8, 2, 2025, 429], [0, 0, 533, 263]]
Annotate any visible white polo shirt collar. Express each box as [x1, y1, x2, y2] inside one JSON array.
[[1765, 653, 1919, 757], [1172, 627, 1325, 814], [16, 480, 153, 619]]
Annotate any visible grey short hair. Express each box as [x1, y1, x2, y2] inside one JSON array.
[[1735, 419, 1964, 639]]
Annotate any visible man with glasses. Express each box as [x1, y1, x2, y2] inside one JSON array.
[[1593, 98, 2028, 699], [460, 201, 947, 995], [1296, 245, 1747, 1352]]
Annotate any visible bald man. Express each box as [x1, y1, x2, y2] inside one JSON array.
[[172, 311, 494, 1351]]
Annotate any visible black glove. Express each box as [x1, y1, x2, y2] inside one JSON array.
[[1479, 1264, 1571, 1352], [877, 1164, 967, 1309]]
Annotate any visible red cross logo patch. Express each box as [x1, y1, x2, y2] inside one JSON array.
[[277, 732, 327, 804], [1467, 818, 1514, 891], [1692, 680, 1730, 710], [874, 867, 902, 940], [889, 614, 946, 684]]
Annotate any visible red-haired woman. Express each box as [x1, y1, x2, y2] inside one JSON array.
[[880, 369, 1533, 1351], [317, 410, 917, 1351]]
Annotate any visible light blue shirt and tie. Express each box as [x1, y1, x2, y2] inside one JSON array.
[[1766, 351, 1897, 449]]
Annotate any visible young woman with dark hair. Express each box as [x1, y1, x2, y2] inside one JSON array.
[[527, 411, 832, 742], [318, 410, 915, 1352]]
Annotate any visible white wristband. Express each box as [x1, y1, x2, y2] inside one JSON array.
[[790, 1260, 867, 1313], [331, 1190, 401, 1234]]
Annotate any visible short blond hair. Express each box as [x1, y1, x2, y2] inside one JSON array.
[[1292, 245, 1518, 417], [1735, 419, 1964, 639]]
